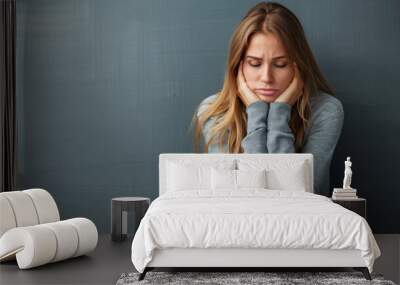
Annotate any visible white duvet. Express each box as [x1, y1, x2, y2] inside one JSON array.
[[131, 189, 381, 273]]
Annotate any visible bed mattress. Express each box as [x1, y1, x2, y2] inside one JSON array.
[[131, 189, 381, 273]]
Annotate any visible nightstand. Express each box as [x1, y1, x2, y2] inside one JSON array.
[[111, 197, 150, 242], [331, 197, 366, 219]]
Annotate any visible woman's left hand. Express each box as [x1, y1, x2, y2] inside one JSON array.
[[275, 62, 304, 106]]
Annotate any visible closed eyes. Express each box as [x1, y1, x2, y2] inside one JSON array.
[[248, 61, 287, 68]]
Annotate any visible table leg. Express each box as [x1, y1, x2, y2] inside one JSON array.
[[111, 200, 123, 241]]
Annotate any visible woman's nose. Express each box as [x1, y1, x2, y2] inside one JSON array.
[[260, 66, 273, 83]]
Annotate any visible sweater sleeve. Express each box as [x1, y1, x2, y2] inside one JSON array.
[[266, 102, 295, 153], [241, 100, 270, 153]]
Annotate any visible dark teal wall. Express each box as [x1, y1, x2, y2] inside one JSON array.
[[16, 0, 400, 233]]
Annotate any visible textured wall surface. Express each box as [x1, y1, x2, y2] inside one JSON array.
[[16, 0, 400, 233]]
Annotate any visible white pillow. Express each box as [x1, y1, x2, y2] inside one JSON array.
[[236, 169, 267, 189], [238, 159, 308, 192], [210, 168, 236, 190], [266, 162, 307, 191], [210, 168, 268, 190], [166, 160, 235, 192]]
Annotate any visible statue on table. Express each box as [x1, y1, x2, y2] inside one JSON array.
[[342, 157, 353, 189]]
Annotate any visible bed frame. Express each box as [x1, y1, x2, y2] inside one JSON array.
[[138, 154, 372, 281]]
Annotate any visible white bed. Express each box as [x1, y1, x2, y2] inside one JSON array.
[[131, 154, 381, 281]]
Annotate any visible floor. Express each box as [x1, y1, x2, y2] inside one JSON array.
[[374, 234, 400, 284], [0, 234, 399, 285], [0, 234, 134, 285]]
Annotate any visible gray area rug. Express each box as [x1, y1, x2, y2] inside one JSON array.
[[116, 271, 397, 285]]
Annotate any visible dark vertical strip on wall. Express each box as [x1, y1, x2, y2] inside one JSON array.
[[0, 0, 17, 192]]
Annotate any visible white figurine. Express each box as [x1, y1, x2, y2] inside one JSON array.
[[342, 157, 353, 189]]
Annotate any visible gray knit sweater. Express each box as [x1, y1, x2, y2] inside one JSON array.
[[196, 91, 344, 196]]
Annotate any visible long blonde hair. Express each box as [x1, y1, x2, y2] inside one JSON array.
[[192, 2, 334, 153]]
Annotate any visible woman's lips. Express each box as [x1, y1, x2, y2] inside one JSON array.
[[255, 88, 278, 96]]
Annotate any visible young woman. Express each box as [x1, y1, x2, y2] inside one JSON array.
[[192, 2, 344, 195]]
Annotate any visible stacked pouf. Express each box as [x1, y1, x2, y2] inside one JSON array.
[[0, 189, 98, 269]]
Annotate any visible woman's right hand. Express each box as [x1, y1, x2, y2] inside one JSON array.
[[236, 61, 261, 108]]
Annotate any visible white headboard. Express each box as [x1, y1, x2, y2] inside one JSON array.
[[159, 153, 314, 195]]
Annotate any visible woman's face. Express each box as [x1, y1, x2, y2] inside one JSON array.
[[242, 32, 295, 103]]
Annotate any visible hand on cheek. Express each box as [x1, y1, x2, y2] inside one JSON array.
[[275, 62, 304, 106], [236, 61, 261, 107]]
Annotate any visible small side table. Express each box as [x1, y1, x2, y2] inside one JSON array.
[[111, 197, 150, 242], [331, 197, 367, 219]]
